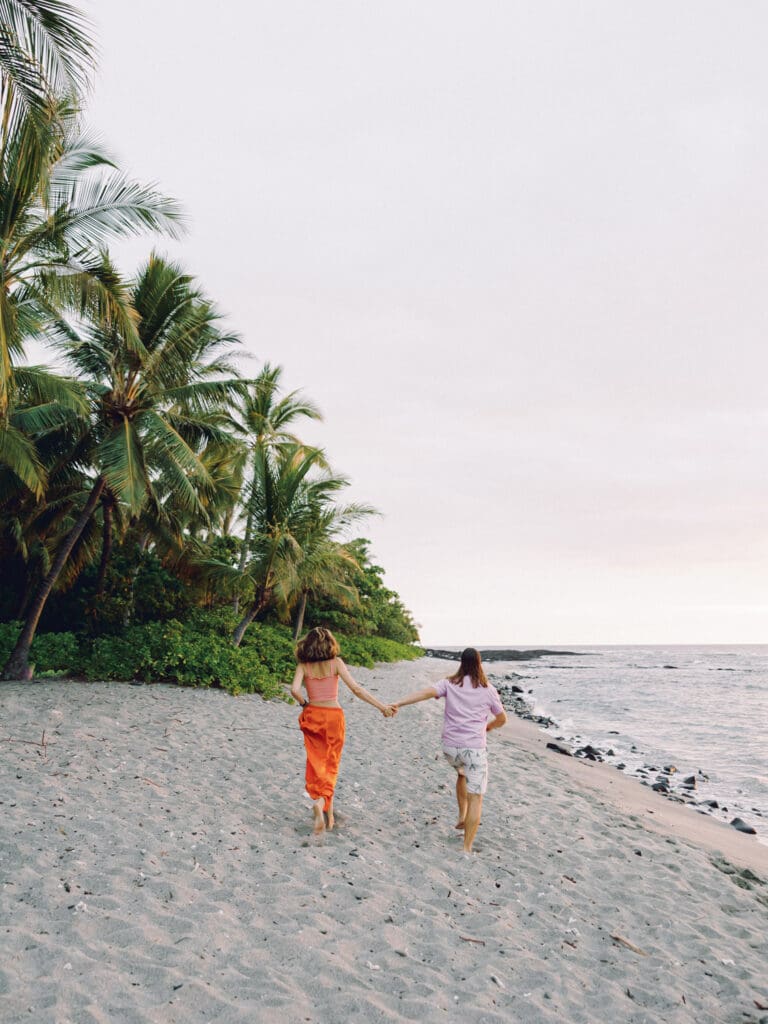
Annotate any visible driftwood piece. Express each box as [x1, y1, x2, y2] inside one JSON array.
[[610, 933, 648, 956]]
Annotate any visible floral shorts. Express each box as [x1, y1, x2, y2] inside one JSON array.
[[442, 746, 489, 795]]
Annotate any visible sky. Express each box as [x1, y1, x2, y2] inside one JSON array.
[[68, 1, 768, 644]]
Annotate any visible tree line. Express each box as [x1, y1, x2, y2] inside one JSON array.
[[0, 1, 419, 684]]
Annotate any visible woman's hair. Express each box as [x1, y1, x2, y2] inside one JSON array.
[[448, 647, 488, 688], [295, 627, 340, 664]]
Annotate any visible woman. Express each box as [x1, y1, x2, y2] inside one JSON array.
[[290, 626, 395, 834], [393, 648, 507, 854]]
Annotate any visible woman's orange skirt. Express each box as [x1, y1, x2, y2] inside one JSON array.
[[299, 706, 346, 811]]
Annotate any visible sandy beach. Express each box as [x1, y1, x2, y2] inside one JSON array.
[[1, 657, 767, 1024]]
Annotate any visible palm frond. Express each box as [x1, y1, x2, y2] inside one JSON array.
[[0, 0, 95, 97], [96, 418, 147, 513], [0, 419, 45, 493], [49, 172, 186, 251]]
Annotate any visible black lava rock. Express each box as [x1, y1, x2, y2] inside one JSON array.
[[730, 818, 757, 835], [546, 741, 573, 757]]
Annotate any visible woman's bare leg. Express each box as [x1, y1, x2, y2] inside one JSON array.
[[455, 772, 468, 828], [463, 794, 483, 853], [325, 796, 335, 830], [312, 797, 326, 834]]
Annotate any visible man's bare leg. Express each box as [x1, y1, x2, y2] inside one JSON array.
[[463, 794, 483, 853], [455, 772, 468, 829]]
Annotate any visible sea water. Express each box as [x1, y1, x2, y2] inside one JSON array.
[[482, 645, 768, 845]]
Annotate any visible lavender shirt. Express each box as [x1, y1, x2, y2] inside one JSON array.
[[433, 676, 504, 749]]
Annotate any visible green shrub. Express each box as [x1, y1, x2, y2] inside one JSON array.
[[339, 634, 422, 668], [30, 632, 84, 674], [84, 619, 284, 697], [0, 613, 421, 695], [0, 621, 20, 666], [87, 632, 149, 681]]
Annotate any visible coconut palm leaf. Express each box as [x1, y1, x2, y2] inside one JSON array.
[[0, 418, 44, 492], [0, 1, 94, 98], [96, 419, 146, 512]]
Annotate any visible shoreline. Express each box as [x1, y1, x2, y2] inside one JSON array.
[[486, 661, 768, 849], [1, 660, 767, 1022], [497, 713, 768, 873]]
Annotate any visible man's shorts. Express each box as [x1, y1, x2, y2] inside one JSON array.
[[442, 746, 489, 794]]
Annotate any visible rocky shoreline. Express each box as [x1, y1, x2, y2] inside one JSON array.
[[489, 671, 764, 840], [423, 647, 583, 662]]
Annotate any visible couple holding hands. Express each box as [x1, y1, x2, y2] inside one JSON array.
[[289, 627, 507, 853]]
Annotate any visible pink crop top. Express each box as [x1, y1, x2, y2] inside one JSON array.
[[304, 671, 339, 702]]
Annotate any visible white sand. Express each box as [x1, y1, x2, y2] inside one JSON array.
[[1, 657, 767, 1024]]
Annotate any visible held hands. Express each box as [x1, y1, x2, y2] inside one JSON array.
[[381, 703, 398, 718]]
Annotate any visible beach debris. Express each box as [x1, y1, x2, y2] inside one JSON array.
[[546, 741, 572, 757], [137, 776, 163, 789], [490, 974, 505, 989], [730, 818, 757, 835], [754, 999, 768, 1011], [459, 934, 486, 945], [610, 934, 648, 956], [365, 961, 380, 971]]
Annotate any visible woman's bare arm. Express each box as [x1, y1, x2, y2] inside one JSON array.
[[394, 686, 439, 708], [337, 658, 391, 714], [486, 710, 507, 731], [289, 664, 305, 704]]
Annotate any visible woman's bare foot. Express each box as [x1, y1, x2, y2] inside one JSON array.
[[454, 820, 465, 830], [312, 798, 326, 834], [325, 801, 335, 830]]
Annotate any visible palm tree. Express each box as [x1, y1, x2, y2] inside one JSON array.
[[1, 254, 245, 679], [0, 361, 90, 619], [0, 361, 87, 496], [0, 94, 183, 419], [196, 443, 353, 646], [286, 538, 361, 641], [232, 363, 322, 611], [0, 0, 94, 135]]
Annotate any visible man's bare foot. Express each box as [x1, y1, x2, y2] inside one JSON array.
[[312, 798, 326, 834]]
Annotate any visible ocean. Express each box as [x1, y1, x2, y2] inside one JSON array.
[[479, 645, 768, 846]]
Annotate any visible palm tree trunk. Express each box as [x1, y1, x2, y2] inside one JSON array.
[[95, 496, 114, 597], [2, 477, 106, 680], [293, 591, 308, 641], [232, 585, 270, 647], [123, 532, 150, 628], [233, 466, 257, 614]]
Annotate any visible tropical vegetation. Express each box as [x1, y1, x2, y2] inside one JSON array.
[[0, 1, 420, 692]]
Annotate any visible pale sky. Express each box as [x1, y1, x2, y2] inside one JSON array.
[[70, 1, 768, 644]]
